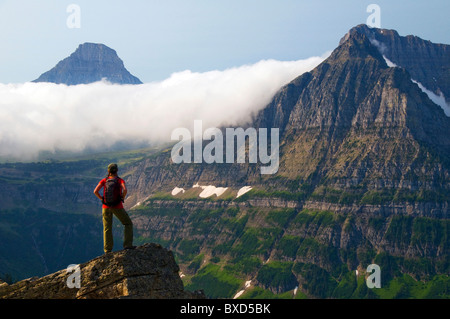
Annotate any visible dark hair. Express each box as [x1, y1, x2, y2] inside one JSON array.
[[107, 163, 118, 177]]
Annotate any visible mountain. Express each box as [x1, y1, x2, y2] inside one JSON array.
[[32, 43, 142, 85], [1, 25, 449, 299], [0, 243, 204, 299], [342, 24, 450, 101], [121, 25, 449, 298], [253, 24, 450, 193], [125, 25, 450, 207]]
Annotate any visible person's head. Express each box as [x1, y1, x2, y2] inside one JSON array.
[[107, 163, 118, 176]]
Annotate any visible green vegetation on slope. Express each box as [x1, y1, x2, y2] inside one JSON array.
[[132, 202, 448, 299]]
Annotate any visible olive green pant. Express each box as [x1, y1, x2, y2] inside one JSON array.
[[102, 207, 133, 253]]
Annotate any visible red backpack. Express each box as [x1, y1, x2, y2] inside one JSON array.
[[103, 177, 123, 206]]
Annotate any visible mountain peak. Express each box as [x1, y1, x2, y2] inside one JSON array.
[[340, 24, 450, 100], [339, 24, 399, 46], [71, 42, 120, 61], [251, 24, 450, 191], [329, 27, 387, 65], [33, 42, 142, 85]]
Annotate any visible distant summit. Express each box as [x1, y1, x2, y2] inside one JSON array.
[[33, 43, 142, 85]]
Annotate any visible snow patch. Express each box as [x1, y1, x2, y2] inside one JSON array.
[[130, 202, 141, 209], [171, 187, 185, 196], [370, 37, 450, 117], [233, 290, 245, 299], [193, 183, 228, 198], [199, 186, 228, 198], [233, 280, 252, 299], [236, 186, 252, 198], [369, 38, 398, 68], [412, 79, 450, 117], [383, 55, 398, 68]]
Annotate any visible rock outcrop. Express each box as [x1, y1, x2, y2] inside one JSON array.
[[0, 243, 204, 299], [33, 42, 142, 85]]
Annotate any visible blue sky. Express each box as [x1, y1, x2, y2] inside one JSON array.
[[0, 0, 449, 83]]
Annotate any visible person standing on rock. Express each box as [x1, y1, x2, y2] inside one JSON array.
[[94, 163, 135, 253]]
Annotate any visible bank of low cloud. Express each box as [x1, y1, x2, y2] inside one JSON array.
[[0, 55, 326, 159]]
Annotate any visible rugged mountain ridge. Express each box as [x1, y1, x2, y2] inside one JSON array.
[[253, 27, 450, 192], [121, 26, 449, 298], [33, 43, 142, 85], [341, 24, 450, 101], [124, 25, 450, 206]]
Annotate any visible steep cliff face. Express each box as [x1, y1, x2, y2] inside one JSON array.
[[130, 198, 448, 298], [341, 24, 450, 101], [255, 30, 449, 190], [0, 243, 204, 299], [124, 27, 450, 206], [122, 26, 449, 298], [33, 43, 142, 85]]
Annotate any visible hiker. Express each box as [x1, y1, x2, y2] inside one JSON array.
[[93, 163, 135, 253]]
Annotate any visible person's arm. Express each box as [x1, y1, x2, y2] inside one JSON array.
[[93, 182, 104, 201], [121, 181, 127, 201]]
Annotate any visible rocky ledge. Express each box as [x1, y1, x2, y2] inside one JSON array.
[[0, 243, 204, 299]]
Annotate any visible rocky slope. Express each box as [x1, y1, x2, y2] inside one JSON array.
[[122, 26, 449, 298], [342, 24, 450, 100], [124, 25, 450, 206], [0, 243, 204, 299], [33, 43, 142, 85], [253, 28, 450, 192], [129, 196, 448, 298]]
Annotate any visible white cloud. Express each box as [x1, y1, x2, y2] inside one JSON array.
[[0, 55, 326, 159]]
